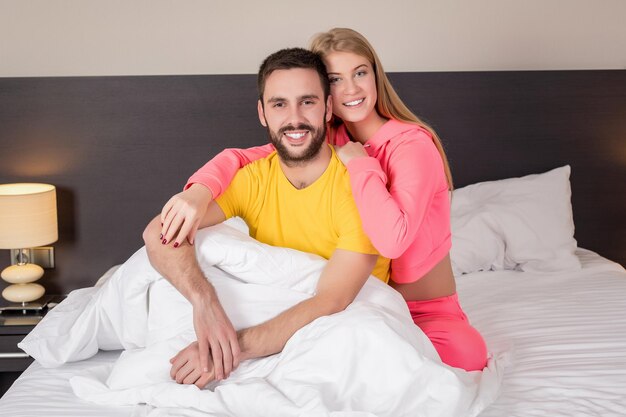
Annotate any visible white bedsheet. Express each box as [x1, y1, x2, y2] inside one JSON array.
[[0, 350, 132, 417], [459, 249, 626, 416], [2, 245, 624, 416], [7, 223, 502, 417]]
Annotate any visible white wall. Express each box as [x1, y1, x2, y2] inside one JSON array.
[[1, 0, 625, 77]]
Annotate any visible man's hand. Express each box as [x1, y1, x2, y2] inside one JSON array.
[[191, 293, 241, 381], [170, 341, 215, 388], [160, 184, 213, 246]]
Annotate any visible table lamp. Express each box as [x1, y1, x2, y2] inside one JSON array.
[[0, 183, 58, 304]]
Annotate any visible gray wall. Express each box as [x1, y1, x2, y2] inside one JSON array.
[[1, 71, 624, 294], [1, 0, 625, 77]]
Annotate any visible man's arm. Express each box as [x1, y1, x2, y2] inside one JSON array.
[[160, 144, 275, 247], [143, 201, 240, 380], [170, 248, 377, 387], [238, 249, 377, 360]]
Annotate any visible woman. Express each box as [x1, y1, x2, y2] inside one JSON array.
[[160, 28, 487, 371]]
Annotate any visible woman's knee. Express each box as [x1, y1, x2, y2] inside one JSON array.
[[421, 321, 488, 371]]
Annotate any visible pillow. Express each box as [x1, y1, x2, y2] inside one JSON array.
[[450, 208, 506, 275], [451, 165, 580, 274]]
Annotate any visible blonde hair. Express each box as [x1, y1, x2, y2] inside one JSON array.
[[310, 28, 453, 189]]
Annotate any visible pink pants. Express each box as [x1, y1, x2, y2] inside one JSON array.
[[407, 293, 487, 371]]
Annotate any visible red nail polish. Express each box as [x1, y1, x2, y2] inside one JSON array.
[[173, 242, 179, 248], [159, 233, 163, 239], [162, 239, 167, 244]]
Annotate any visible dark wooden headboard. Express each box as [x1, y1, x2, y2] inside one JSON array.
[[1, 70, 624, 294]]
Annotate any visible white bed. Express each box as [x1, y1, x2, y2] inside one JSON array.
[[462, 248, 626, 416], [0, 350, 131, 417], [1, 166, 625, 417], [1, 248, 624, 417]]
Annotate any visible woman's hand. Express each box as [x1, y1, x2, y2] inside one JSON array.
[[335, 141, 369, 166], [160, 184, 213, 246]]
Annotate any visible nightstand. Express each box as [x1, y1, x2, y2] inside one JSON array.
[[0, 296, 62, 397]]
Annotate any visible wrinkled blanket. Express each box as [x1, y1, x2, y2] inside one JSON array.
[[20, 221, 503, 417]]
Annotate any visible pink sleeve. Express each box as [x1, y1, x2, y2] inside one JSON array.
[[345, 133, 445, 259], [332, 125, 350, 146], [185, 144, 275, 198]]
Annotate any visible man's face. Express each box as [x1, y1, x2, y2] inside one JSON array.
[[258, 68, 332, 166]]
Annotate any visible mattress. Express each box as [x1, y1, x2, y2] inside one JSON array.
[[460, 249, 626, 416], [1, 248, 624, 417], [0, 350, 131, 416]]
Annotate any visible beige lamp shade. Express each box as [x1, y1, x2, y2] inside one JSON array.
[[0, 183, 58, 249]]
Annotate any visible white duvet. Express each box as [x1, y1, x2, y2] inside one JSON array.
[[19, 221, 503, 417]]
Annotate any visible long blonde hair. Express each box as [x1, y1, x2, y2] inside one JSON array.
[[310, 28, 453, 189]]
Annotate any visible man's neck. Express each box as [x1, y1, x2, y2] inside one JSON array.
[[278, 143, 332, 190]]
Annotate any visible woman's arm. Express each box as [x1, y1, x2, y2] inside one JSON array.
[[160, 144, 274, 245], [340, 133, 446, 259], [184, 144, 276, 196]]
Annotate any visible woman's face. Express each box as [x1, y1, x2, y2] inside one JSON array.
[[323, 51, 378, 124]]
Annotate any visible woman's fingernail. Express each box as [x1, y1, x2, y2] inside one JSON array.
[[173, 242, 179, 248], [159, 233, 163, 239], [162, 239, 167, 244]]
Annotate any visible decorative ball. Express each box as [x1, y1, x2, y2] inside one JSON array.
[[2, 283, 45, 303], [1, 264, 44, 284]]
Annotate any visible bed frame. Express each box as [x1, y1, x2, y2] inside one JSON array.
[[0, 70, 624, 294]]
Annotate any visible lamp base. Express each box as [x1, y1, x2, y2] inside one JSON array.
[[2, 283, 45, 303], [1, 263, 46, 303], [0, 294, 54, 313], [1, 263, 44, 284]]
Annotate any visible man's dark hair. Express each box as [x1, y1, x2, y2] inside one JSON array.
[[257, 47, 330, 103]]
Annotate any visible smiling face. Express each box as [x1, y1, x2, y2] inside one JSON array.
[[324, 51, 379, 125], [258, 68, 332, 166]]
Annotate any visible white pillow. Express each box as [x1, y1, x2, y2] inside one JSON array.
[[451, 165, 580, 274], [450, 207, 506, 275]]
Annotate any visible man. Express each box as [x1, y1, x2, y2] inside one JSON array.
[[143, 48, 389, 388]]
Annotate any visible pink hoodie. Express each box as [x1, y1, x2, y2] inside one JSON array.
[[186, 119, 451, 283]]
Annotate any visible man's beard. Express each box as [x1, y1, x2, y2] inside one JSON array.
[[267, 122, 327, 167]]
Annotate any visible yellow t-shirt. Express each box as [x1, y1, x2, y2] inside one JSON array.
[[216, 145, 390, 282]]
